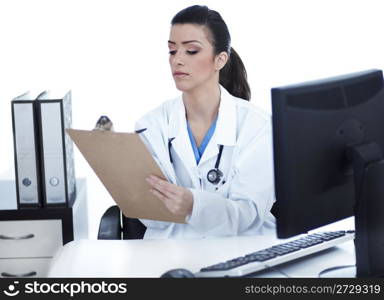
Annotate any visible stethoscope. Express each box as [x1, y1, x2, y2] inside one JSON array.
[[168, 138, 224, 185]]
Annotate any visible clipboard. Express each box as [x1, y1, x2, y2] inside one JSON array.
[[66, 129, 186, 223]]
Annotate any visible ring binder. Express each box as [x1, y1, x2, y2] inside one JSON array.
[[36, 90, 76, 207], [11, 91, 44, 208]]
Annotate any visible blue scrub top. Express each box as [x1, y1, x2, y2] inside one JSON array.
[[186, 117, 218, 165]]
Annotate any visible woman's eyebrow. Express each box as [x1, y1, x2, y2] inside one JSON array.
[[168, 40, 203, 45]]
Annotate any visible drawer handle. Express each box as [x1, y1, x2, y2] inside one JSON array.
[[1, 271, 37, 278], [0, 234, 35, 240]]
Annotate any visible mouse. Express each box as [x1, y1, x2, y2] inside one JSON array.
[[160, 268, 195, 278]]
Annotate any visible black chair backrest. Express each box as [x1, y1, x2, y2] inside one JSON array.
[[122, 216, 146, 239], [98, 206, 147, 239]]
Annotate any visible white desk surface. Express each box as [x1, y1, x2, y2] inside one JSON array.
[[48, 218, 355, 278]]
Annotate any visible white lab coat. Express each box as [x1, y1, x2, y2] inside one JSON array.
[[135, 85, 276, 239]]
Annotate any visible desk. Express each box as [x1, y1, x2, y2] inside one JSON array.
[[48, 218, 355, 278]]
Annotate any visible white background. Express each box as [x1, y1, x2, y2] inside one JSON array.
[[1, 0, 383, 238]]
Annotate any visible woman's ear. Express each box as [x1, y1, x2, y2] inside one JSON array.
[[215, 52, 229, 71]]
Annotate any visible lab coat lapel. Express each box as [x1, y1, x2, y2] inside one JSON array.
[[198, 86, 237, 166], [168, 97, 201, 188], [197, 134, 219, 166]]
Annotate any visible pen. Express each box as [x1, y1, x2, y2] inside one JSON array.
[[135, 128, 147, 134]]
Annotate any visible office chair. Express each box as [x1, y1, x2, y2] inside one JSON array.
[[98, 201, 278, 240], [97, 205, 146, 239]]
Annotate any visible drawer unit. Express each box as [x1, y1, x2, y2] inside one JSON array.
[[0, 258, 51, 278], [0, 220, 62, 258], [0, 178, 88, 278]]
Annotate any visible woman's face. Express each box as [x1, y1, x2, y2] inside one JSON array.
[[168, 24, 220, 92]]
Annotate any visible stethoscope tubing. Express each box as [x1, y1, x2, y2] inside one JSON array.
[[168, 138, 224, 185]]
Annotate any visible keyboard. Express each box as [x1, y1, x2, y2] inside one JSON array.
[[195, 230, 355, 277]]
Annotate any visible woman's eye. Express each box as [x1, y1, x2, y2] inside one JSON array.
[[169, 50, 177, 55], [187, 50, 198, 55]]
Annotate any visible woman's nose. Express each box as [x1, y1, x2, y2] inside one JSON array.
[[172, 52, 184, 66]]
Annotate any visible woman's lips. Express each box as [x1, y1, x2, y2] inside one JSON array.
[[173, 72, 189, 78]]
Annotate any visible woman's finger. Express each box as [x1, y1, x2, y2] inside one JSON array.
[[150, 189, 175, 213], [146, 175, 178, 196], [150, 188, 168, 203]]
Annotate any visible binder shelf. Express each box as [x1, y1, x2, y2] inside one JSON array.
[[0, 178, 87, 278]]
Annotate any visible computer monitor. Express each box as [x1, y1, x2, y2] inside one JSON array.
[[271, 69, 384, 277]]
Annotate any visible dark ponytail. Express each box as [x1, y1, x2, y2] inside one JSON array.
[[220, 47, 250, 100], [171, 5, 251, 101]]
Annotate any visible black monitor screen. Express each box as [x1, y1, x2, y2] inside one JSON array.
[[272, 69, 384, 238]]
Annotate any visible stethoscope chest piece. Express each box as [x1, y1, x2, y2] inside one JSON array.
[[207, 168, 223, 184], [206, 144, 225, 184]]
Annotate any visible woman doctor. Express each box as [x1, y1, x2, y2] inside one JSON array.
[[136, 5, 275, 239]]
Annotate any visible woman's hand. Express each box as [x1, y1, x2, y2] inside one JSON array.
[[146, 175, 193, 217]]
